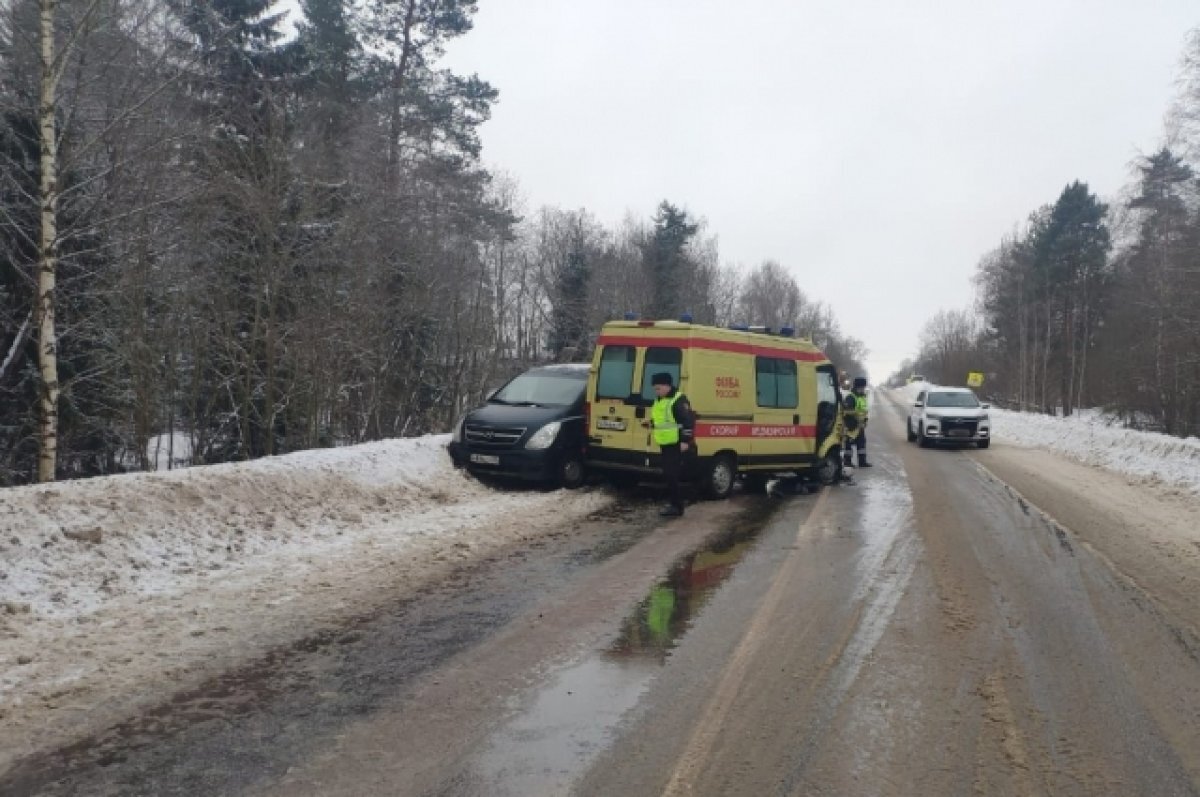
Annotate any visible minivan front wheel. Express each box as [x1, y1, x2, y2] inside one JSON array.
[[559, 455, 586, 489], [702, 454, 737, 500]]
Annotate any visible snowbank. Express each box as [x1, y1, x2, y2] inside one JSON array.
[[893, 381, 1200, 496], [988, 408, 1200, 496], [0, 435, 601, 619]]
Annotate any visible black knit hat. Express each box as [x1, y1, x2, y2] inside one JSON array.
[[651, 372, 674, 387]]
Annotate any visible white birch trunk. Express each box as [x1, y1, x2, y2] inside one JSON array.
[[36, 0, 61, 482]]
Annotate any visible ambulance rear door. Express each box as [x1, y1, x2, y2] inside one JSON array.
[[590, 343, 643, 454]]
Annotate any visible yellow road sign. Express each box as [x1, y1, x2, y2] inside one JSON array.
[[967, 371, 984, 388]]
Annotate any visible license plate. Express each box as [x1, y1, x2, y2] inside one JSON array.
[[596, 418, 627, 431], [948, 429, 970, 437], [470, 453, 500, 465]]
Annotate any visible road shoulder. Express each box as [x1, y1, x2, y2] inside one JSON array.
[[973, 442, 1200, 636]]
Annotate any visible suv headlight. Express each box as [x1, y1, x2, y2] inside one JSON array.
[[525, 421, 562, 450]]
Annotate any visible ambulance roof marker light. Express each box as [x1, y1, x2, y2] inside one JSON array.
[[780, 326, 796, 338], [623, 312, 638, 321], [637, 319, 656, 327], [680, 312, 694, 323], [729, 323, 749, 331]]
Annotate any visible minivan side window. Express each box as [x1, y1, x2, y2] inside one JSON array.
[[640, 347, 683, 401], [756, 357, 799, 409], [596, 346, 637, 400]]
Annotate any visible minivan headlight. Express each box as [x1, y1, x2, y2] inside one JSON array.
[[525, 421, 562, 450]]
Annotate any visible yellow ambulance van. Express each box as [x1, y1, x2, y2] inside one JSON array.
[[585, 319, 847, 498]]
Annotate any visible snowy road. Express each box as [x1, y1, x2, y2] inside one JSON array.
[[3, 402, 1200, 795]]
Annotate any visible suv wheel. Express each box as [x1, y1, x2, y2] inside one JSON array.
[[977, 439, 991, 450], [918, 423, 932, 448]]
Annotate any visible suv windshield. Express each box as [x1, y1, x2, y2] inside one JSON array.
[[492, 373, 585, 407], [927, 391, 980, 408]]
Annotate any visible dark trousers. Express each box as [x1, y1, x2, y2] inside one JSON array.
[[844, 427, 867, 465], [660, 443, 684, 510]]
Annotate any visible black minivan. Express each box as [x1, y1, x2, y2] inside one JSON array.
[[447, 364, 590, 488]]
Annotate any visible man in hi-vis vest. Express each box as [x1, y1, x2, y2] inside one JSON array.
[[845, 376, 872, 468], [647, 372, 696, 517]]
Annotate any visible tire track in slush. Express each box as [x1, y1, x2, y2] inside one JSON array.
[[664, 456, 921, 796]]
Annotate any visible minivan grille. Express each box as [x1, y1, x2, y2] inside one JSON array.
[[464, 424, 526, 449]]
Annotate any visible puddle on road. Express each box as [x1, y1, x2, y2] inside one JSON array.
[[468, 502, 779, 796]]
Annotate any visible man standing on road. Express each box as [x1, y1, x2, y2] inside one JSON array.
[[845, 376, 872, 469], [648, 372, 695, 517]]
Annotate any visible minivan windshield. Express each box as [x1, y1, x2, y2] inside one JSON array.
[[927, 391, 980, 408], [491, 373, 585, 407]]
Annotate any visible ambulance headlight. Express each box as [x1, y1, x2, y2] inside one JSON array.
[[525, 422, 562, 450]]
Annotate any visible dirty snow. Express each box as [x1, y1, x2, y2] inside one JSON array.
[[893, 382, 1200, 496], [0, 435, 614, 770]]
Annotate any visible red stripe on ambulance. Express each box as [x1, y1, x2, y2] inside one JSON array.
[[695, 423, 818, 439], [596, 335, 828, 363]]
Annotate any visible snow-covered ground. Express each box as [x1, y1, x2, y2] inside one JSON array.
[[893, 382, 1200, 496], [0, 436, 614, 769]]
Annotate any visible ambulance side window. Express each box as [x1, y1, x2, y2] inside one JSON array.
[[596, 346, 637, 400], [640, 347, 683, 401], [756, 357, 799, 409], [777, 360, 798, 408]]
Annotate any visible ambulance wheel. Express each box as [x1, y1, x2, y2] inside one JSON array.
[[559, 456, 586, 489], [702, 454, 737, 500], [817, 450, 842, 486], [906, 420, 917, 442]]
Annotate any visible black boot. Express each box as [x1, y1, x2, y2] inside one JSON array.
[[858, 455, 872, 468]]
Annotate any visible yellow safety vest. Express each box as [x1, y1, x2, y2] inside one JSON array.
[[651, 393, 684, 446], [854, 392, 868, 420]]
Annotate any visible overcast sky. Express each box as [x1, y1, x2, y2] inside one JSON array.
[[281, 1, 1196, 380]]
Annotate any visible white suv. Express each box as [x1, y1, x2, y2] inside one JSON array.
[[907, 386, 991, 448]]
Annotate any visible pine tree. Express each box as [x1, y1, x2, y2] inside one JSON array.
[[1030, 182, 1111, 415], [644, 201, 699, 319]]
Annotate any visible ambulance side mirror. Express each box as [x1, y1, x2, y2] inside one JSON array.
[[981, 403, 991, 410], [914, 401, 924, 408], [635, 406, 646, 419]]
